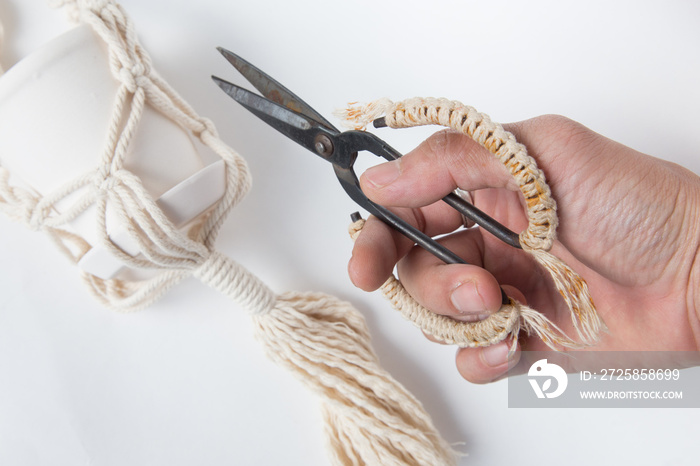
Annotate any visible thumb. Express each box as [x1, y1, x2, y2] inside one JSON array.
[[360, 129, 521, 208]]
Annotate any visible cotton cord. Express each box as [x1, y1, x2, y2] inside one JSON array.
[[339, 98, 606, 350], [0, 2, 458, 464]]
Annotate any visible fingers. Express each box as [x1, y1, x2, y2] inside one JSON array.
[[455, 339, 521, 384], [349, 202, 464, 291], [360, 129, 520, 208], [351, 126, 534, 293], [349, 215, 403, 291], [454, 285, 529, 384], [396, 229, 502, 321], [354, 223, 532, 384], [350, 121, 585, 384]]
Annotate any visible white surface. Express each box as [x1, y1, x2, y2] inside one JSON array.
[[0, 1, 699, 465]]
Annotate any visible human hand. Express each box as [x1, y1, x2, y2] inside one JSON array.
[[348, 115, 700, 383]]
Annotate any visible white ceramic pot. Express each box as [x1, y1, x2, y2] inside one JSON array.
[[0, 24, 225, 279]]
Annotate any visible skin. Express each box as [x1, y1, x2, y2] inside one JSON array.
[[348, 115, 700, 384]]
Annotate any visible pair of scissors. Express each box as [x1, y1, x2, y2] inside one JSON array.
[[212, 48, 521, 304]]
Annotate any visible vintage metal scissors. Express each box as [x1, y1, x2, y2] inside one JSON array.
[[212, 48, 521, 303]]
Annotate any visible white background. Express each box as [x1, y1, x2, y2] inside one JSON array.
[[1, 1, 699, 465]]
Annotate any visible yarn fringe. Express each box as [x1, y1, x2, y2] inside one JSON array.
[[190, 252, 458, 464], [335, 98, 394, 131], [524, 247, 606, 345], [253, 291, 460, 466]]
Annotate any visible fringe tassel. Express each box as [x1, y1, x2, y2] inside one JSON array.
[[253, 292, 459, 466], [193, 253, 458, 465], [524, 248, 606, 345]]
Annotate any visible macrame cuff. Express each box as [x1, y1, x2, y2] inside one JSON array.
[[342, 98, 606, 349]]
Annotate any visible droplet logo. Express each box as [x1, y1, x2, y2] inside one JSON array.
[[528, 359, 568, 399]]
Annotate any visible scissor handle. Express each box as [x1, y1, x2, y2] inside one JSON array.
[[336, 162, 467, 265], [332, 130, 522, 304], [331, 131, 465, 262], [334, 130, 521, 246]]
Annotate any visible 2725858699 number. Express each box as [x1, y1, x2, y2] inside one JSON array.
[[599, 368, 680, 381]]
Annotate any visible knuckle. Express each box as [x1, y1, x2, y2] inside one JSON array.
[[421, 129, 483, 187], [531, 113, 578, 131], [423, 129, 467, 163], [527, 114, 599, 152]]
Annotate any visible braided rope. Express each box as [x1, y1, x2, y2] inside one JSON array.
[[341, 98, 606, 349]]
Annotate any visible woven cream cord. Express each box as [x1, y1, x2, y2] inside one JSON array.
[[0, 2, 457, 465], [340, 98, 606, 350]]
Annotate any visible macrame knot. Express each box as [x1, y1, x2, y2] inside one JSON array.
[[193, 117, 218, 139], [0, 168, 43, 230], [194, 251, 276, 316], [519, 229, 554, 253], [96, 172, 119, 192], [25, 196, 47, 231], [118, 62, 149, 93]]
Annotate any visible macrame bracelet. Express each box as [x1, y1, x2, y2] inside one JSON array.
[[341, 97, 606, 350]]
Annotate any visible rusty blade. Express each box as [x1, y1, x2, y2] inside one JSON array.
[[212, 75, 336, 163], [216, 47, 338, 133]]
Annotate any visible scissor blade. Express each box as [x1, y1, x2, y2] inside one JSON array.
[[212, 76, 324, 153], [216, 47, 338, 132]]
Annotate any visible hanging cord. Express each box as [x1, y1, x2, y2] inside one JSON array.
[[340, 98, 606, 350], [0, 2, 459, 464]]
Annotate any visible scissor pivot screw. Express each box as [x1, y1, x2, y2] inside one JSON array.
[[314, 134, 334, 158]]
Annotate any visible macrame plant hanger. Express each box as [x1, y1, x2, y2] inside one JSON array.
[[0, 1, 457, 464], [0, 1, 604, 465]]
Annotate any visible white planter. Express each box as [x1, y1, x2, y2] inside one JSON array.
[[0, 24, 225, 279]]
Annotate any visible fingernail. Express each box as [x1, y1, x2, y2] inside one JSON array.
[[481, 342, 509, 367], [451, 281, 487, 315], [364, 161, 401, 188]]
